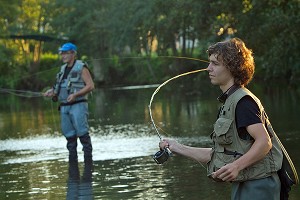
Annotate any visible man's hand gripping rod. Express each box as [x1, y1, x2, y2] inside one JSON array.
[[148, 68, 208, 164]]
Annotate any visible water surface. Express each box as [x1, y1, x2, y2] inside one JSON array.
[[1, 79, 299, 199]]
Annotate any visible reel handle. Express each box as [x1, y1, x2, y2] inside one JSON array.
[[165, 147, 172, 156]]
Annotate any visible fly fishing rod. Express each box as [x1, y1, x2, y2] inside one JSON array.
[[149, 68, 208, 164], [0, 88, 44, 98]]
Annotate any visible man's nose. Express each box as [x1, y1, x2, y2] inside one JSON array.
[[206, 63, 212, 71]]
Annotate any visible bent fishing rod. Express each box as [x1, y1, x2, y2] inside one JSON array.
[[149, 68, 208, 164]]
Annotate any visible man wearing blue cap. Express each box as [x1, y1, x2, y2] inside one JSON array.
[[44, 42, 94, 163]]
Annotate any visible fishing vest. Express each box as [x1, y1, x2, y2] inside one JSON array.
[[53, 60, 88, 103], [207, 87, 283, 182]]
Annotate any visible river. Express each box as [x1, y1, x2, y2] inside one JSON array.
[[0, 78, 299, 200]]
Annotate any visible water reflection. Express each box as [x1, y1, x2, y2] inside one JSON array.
[[67, 161, 94, 200], [1, 82, 300, 199]]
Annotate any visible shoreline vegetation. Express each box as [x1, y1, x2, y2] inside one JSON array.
[[0, 0, 299, 90]]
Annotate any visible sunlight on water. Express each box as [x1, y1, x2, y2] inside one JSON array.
[[0, 123, 211, 165], [0, 124, 155, 164]]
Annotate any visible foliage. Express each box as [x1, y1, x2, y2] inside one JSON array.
[[234, 0, 300, 85], [0, 44, 17, 88], [35, 53, 60, 88], [0, 0, 299, 88]]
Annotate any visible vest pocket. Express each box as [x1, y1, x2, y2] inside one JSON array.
[[69, 76, 80, 83], [213, 118, 233, 145], [207, 149, 242, 182]]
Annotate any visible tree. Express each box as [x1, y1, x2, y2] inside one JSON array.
[[235, 0, 300, 84], [1, 0, 299, 88]]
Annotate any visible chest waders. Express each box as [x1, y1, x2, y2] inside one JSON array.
[[53, 60, 93, 163]]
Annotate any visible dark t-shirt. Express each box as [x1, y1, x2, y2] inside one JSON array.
[[62, 66, 73, 80], [62, 60, 77, 80], [235, 96, 262, 140]]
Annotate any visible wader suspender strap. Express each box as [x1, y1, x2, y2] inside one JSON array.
[[53, 65, 67, 97], [55, 73, 64, 97]]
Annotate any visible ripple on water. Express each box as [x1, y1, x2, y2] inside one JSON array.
[[0, 123, 210, 164], [0, 124, 157, 164]]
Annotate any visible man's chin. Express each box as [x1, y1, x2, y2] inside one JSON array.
[[210, 80, 218, 85]]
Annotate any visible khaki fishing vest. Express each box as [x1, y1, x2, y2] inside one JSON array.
[[53, 60, 88, 102], [207, 87, 283, 182]]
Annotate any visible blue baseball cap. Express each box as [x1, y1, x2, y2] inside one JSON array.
[[59, 42, 77, 52]]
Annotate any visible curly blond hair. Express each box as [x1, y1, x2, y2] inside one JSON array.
[[207, 38, 255, 86]]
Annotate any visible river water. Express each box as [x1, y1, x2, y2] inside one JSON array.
[[0, 78, 299, 200]]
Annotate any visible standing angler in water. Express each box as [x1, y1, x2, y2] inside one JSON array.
[[159, 38, 285, 200], [44, 42, 94, 163]]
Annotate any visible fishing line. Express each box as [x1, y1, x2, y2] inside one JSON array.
[[0, 88, 43, 98], [50, 99, 59, 133], [0, 55, 206, 97], [90, 55, 209, 138], [22, 66, 60, 80], [148, 68, 208, 139], [87, 54, 211, 165], [90, 55, 209, 142], [87, 55, 209, 64], [0, 65, 59, 98], [149, 67, 208, 166], [2, 55, 209, 135]]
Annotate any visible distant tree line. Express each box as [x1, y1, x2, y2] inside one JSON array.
[[0, 0, 299, 89]]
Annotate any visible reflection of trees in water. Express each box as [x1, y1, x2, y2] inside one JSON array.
[[67, 161, 94, 200]]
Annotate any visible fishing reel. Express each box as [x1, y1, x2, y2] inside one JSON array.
[[153, 148, 172, 164], [52, 95, 58, 102]]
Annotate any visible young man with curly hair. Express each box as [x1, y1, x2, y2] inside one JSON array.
[[159, 38, 283, 200]]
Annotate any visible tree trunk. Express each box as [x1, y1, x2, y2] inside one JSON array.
[[91, 59, 105, 85]]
